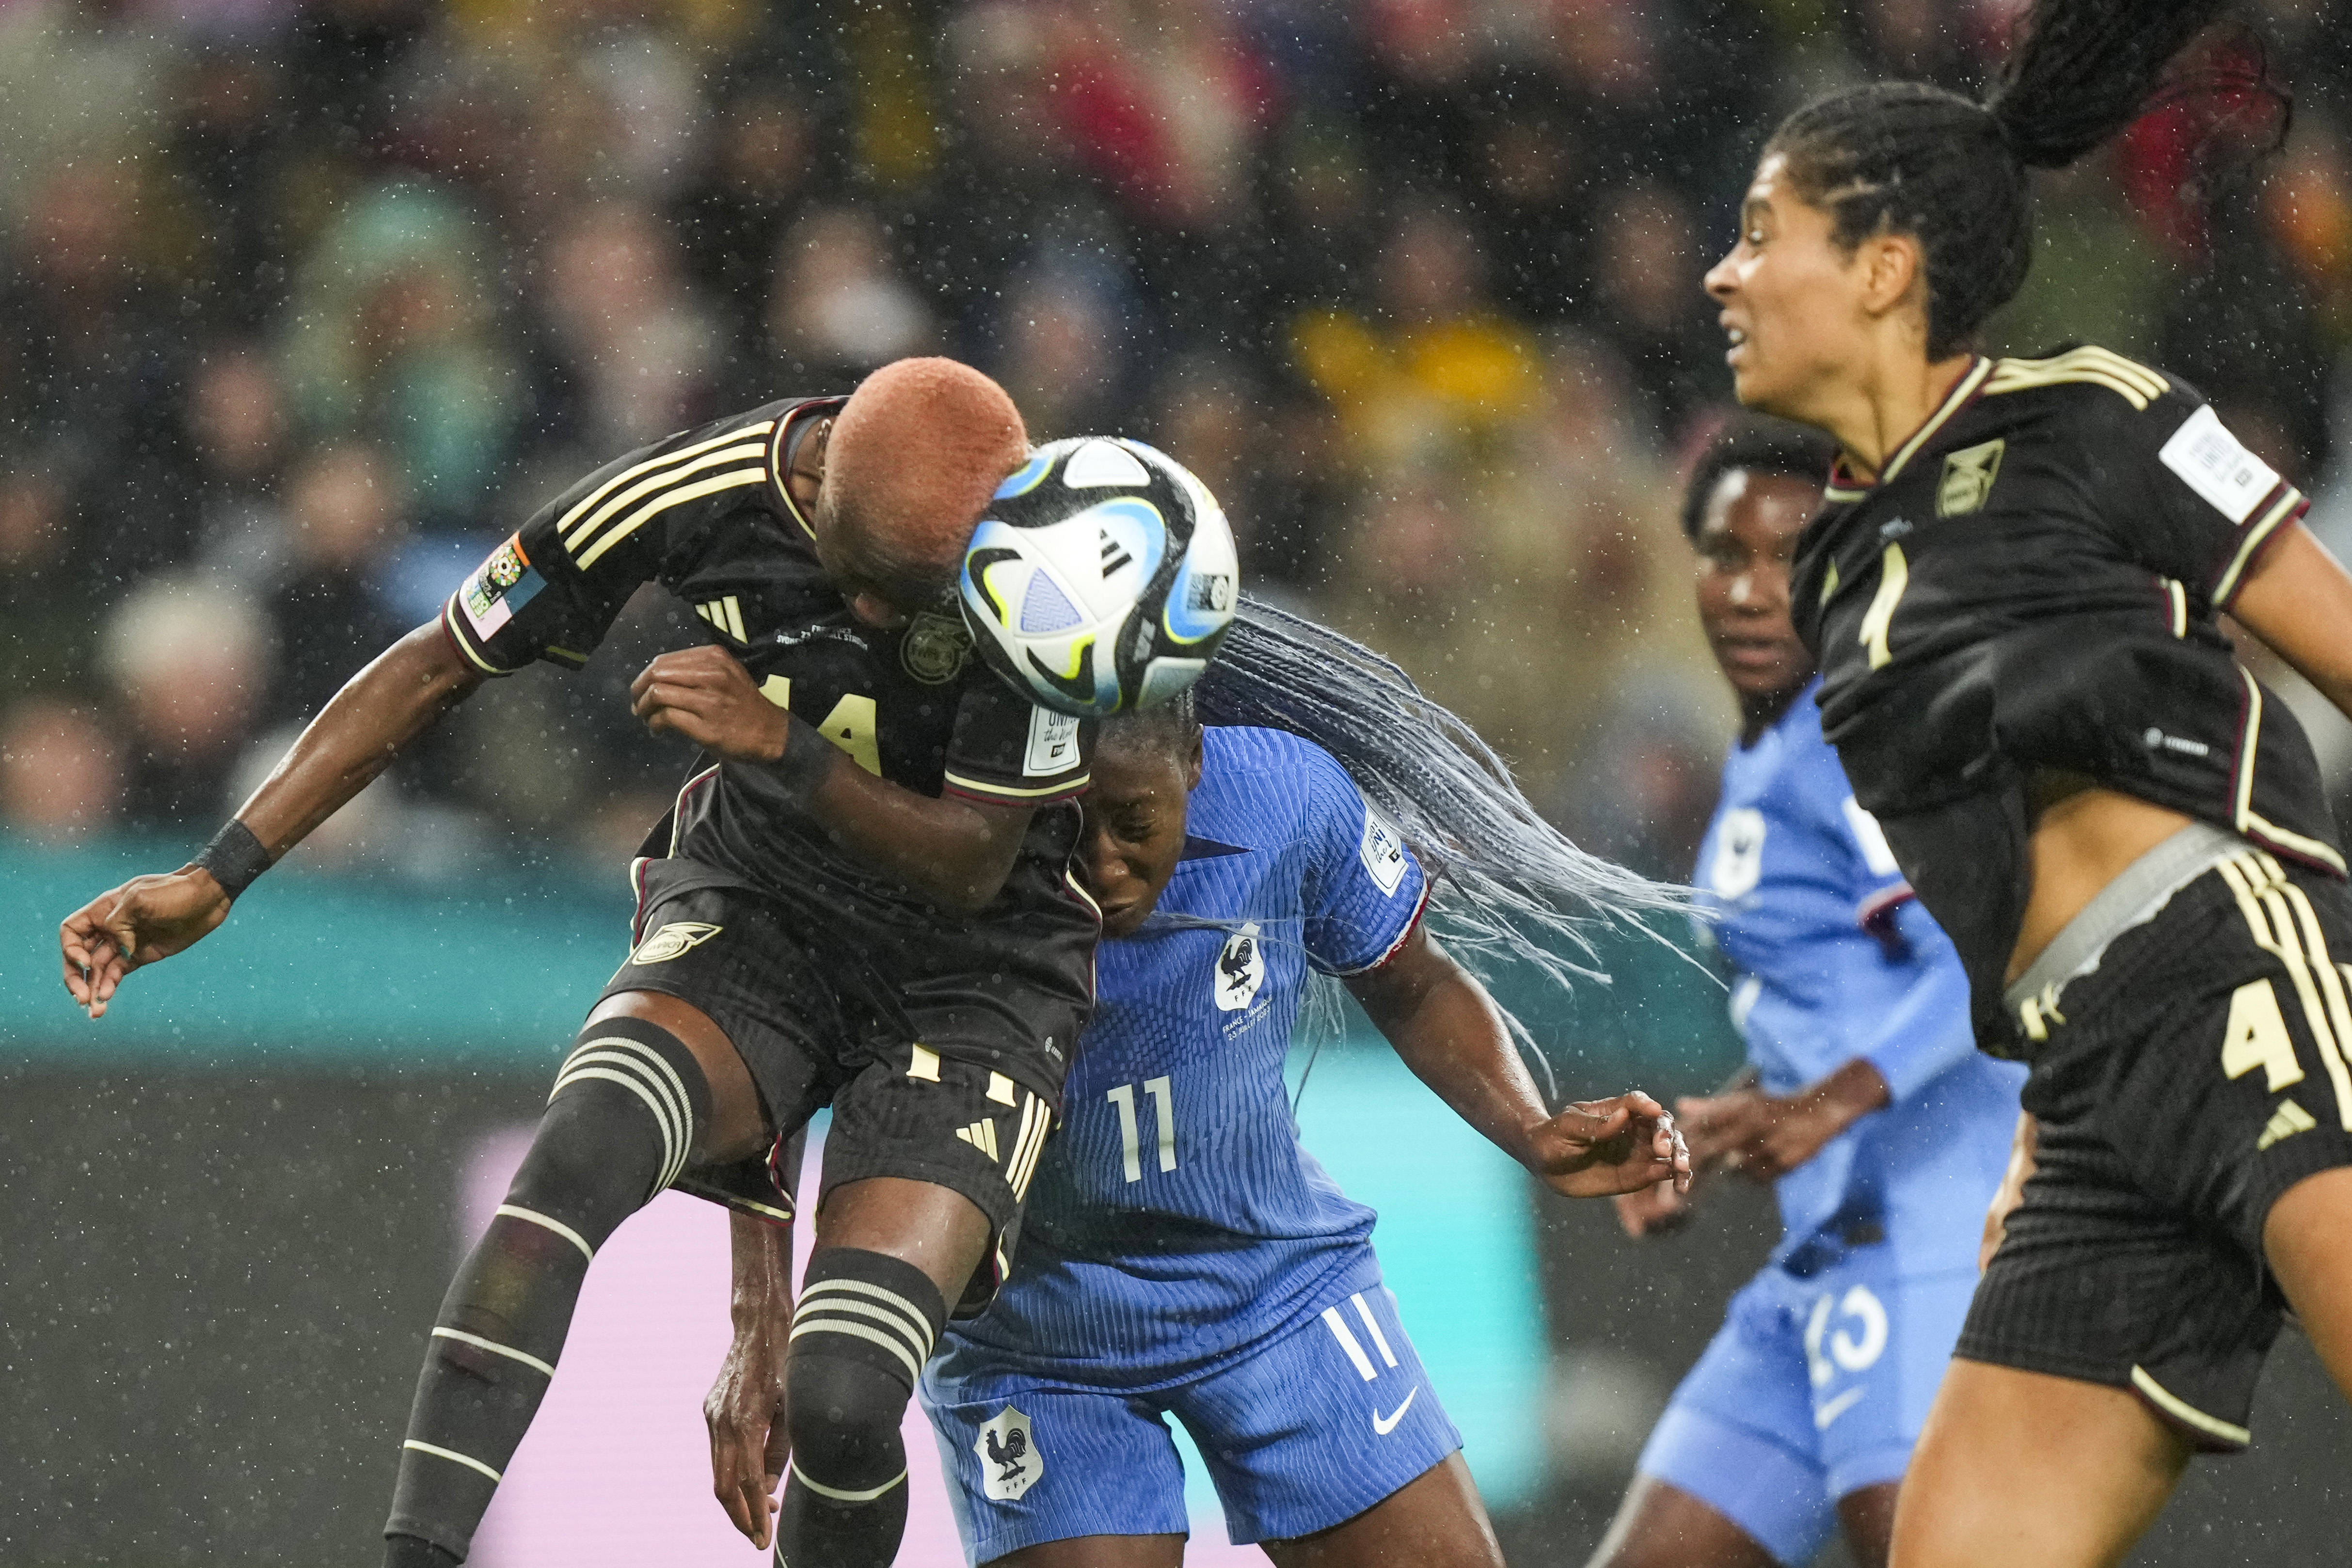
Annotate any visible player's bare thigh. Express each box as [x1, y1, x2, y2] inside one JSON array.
[[987, 1535, 1185, 1568], [587, 989, 770, 1160], [2263, 1166, 2352, 1397], [1584, 1475, 1786, 1568], [1262, 1453, 1502, 1568], [982, 1457, 1501, 1568], [1889, 1361, 2187, 1568], [592, 991, 997, 1301], [818, 1174, 995, 1304]]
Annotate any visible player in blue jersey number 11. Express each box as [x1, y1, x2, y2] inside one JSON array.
[[708, 613, 1692, 1568]]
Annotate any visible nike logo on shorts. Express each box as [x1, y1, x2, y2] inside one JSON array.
[[1372, 1387, 1418, 1435], [1814, 1387, 1866, 1430]]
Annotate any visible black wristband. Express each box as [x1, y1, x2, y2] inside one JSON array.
[[770, 713, 836, 802], [193, 819, 273, 902]]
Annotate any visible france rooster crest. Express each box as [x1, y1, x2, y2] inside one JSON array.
[[976, 1405, 1042, 1501], [1214, 921, 1265, 1013]]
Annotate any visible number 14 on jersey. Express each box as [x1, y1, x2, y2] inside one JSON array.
[[1107, 1076, 1177, 1182]]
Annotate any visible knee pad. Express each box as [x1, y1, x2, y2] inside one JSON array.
[[508, 1016, 713, 1247], [784, 1248, 948, 1499]]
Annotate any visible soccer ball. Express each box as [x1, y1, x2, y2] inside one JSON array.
[[959, 436, 1240, 718]]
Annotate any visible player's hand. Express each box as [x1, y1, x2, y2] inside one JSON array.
[[1614, 1173, 1697, 1238], [1677, 1060, 1888, 1182], [705, 1318, 791, 1548], [60, 869, 233, 1019], [1526, 1091, 1691, 1199], [1980, 1111, 2038, 1271], [632, 645, 790, 763]]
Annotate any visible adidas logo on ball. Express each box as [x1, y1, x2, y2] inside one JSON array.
[[958, 437, 1240, 718]]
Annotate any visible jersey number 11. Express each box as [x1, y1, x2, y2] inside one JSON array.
[[1107, 1077, 1178, 1182]]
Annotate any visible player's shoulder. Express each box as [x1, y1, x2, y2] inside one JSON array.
[[1976, 344, 2203, 439], [1194, 726, 1349, 840], [1744, 687, 1849, 821]]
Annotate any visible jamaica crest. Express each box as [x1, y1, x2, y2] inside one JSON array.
[[900, 610, 974, 685], [976, 1405, 1042, 1501]]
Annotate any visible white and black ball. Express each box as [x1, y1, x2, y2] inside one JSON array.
[[958, 436, 1239, 718]]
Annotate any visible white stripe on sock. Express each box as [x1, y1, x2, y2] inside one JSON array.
[[403, 1438, 503, 1483], [786, 1317, 922, 1383], [432, 1326, 556, 1378], [495, 1204, 594, 1263], [790, 1458, 907, 1504]]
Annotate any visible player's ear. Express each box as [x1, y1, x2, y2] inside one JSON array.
[[1182, 727, 1204, 792], [1857, 230, 1925, 322]]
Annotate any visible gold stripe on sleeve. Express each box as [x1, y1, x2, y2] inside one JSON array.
[[556, 422, 776, 547], [1983, 347, 2169, 410], [442, 597, 509, 675], [2212, 486, 2304, 607], [942, 769, 1092, 800], [575, 467, 769, 570]]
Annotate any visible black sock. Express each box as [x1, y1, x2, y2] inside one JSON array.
[[774, 1468, 912, 1568], [772, 1249, 948, 1568], [383, 1020, 709, 1559], [384, 1534, 462, 1568]]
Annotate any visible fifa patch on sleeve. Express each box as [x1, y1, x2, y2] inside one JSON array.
[[2161, 406, 2279, 524], [1360, 805, 1408, 896], [460, 533, 546, 640], [1024, 705, 1082, 776]]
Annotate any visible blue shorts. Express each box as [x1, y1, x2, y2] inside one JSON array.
[[1636, 1250, 1976, 1567], [921, 1270, 1462, 1564]]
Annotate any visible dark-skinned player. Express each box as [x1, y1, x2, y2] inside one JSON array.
[[59, 357, 1097, 1568]]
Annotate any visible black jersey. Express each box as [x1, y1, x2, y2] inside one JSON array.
[[1790, 347, 2342, 1050], [439, 398, 1100, 1073]]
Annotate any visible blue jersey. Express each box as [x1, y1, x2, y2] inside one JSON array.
[[943, 725, 1429, 1387], [1695, 681, 2022, 1275]]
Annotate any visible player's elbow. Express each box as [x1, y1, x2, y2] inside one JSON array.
[[389, 619, 488, 707], [926, 858, 1014, 918]]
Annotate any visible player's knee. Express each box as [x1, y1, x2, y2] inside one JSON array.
[[507, 1017, 714, 1247], [784, 1248, 947, 1495]]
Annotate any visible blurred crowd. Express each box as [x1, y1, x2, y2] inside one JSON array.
[[6, 0, 2352, 880]]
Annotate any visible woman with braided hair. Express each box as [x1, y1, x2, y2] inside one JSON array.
[[1704, 2, 2352, 1563]]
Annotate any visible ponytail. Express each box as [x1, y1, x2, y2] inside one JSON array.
[[1988, 0, 2248, 169]]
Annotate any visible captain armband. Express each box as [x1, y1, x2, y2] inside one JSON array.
[[192, 819, 273, 902]]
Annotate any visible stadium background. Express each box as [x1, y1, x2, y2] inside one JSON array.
[[4, 0, 2352, 1561]]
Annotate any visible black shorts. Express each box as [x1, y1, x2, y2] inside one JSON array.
[[599, 867, 1085, 1303], [1961, 847, 2352, 1449]]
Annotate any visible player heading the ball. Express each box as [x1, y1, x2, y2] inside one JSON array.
[[56, 359, 1182, 1568]]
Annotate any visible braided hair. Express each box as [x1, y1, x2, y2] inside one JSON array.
[[1105, 598, 1687, 956], [1097, 597, 1691, 1093], [1765, 0, 2287, 359]]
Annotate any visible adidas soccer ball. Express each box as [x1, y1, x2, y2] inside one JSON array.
[[959, 436, 1240, 719]]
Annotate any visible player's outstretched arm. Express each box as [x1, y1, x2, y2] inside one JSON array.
[[60, 621, 484, 1017], [1346, 924, 1689, 1200], [707, 1209, 794, 1549], [631, 645, 1033, 913], [1674, 1056, 1891, 1184]]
